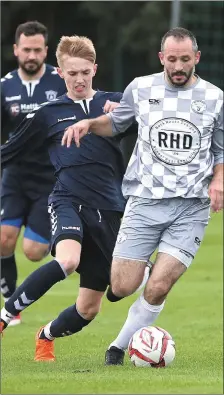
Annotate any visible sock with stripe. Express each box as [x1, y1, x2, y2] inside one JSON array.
[[1, 254, 17, 299], [3, 259, 66, 317]]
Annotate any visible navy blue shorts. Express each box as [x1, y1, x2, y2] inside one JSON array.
[[48, 199, 122, 292], [1, 169, 51, 243]]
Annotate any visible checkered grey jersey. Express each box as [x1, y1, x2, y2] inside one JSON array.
[[107, 72, 223, 199]]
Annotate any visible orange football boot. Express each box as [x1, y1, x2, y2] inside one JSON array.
[[34, 326, 55, 362]]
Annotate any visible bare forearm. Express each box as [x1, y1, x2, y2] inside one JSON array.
[[209, 163, 223, 212], [89, 115, 113, 137], [212, 163, 223, 181]]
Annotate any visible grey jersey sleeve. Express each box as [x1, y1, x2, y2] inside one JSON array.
[[107, 79, 136, 135], [211, 103, 224, 166]]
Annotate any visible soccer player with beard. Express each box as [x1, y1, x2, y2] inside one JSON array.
[[61, 27, 223, 365], [1, 21, 66, 326]]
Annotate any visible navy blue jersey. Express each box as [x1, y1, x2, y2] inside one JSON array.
[[1, 64, 66, 192], [1, 91, 127, 212], [1, 64, 66, 141]]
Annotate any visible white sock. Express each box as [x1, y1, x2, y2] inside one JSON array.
[[43, 321, 55, 341], [1, 307, 15, 324], [109, 294, 165, 351]]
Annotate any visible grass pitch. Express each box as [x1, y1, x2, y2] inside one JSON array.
[[1, 212, 223, 394]]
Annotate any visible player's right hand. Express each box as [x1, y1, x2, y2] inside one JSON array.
[[103, 100, 120, 113], [61, 120, 91, 148], [208, 176, 223, 213]]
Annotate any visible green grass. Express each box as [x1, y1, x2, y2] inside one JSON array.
[[1, 212, 223, 394]]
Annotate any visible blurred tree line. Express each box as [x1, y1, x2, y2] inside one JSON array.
[[1, 1, 223, 90], [1, 1, 170, 91]]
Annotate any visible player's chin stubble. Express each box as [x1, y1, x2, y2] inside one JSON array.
[[20, 61, 43, 76], [167, 69, 194, 87]]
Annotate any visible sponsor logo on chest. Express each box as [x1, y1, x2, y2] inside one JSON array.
[[149, 117, 201, 165], [9, 102, 39, 116], [45, 90, 58, 101], [191, 100, 206, 114]]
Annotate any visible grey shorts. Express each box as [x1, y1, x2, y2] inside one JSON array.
[[113, 196, 210, 267]]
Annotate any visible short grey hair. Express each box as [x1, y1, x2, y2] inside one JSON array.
[[161, 27, 198, 52]]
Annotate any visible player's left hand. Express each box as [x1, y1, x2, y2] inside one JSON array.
[[103, 100, 120, 113], [208, 177, 223, 212]]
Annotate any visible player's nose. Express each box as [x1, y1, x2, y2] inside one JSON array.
[[76, 73, 85, 83], [27, 50, 37, 60], [76, 77, 84, 84], [174, 61, 184, 71]]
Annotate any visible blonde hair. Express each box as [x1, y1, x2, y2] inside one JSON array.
[[56, 35, 96, 67]]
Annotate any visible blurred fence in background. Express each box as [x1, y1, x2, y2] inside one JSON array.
[[180, 1, 223, 89], [1, 1, 223, 90]]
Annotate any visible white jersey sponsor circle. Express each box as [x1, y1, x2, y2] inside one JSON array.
[[149, 117, 201, 165]]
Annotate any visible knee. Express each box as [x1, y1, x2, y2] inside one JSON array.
[[144, 280, 169, 305], [56, 255, 80, 275], [23, 246, 47, 262], [23, 241, 49, 262], [0, 229, 17, 256], [111, 281, 133, 298], [111, 258, 145, 298], [55, 240, 81, 275], [78, 301, 101, 320]]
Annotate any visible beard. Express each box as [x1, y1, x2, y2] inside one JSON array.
[[18, 60, 44, 76], [166, 67, 195, 87]]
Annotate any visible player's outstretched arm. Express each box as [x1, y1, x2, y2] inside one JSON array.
[[62, 81, 136, 148], [1, 109, 46, 169], [61, 115, 113, 148]]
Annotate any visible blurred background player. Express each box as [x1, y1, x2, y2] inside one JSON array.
[[1, 21, 66, 326]]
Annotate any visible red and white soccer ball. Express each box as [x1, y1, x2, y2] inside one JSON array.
[[128, 326, 175, 368]]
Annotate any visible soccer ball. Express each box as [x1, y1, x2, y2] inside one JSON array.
[[128, 326, 175, 368]]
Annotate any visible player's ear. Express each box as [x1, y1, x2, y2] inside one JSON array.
[[13, 44, 18, 57], [195, 51, 201, 65], [57, 67, 64, 79], [93, 63, 98, 76], [158, 52, 164, 66]]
